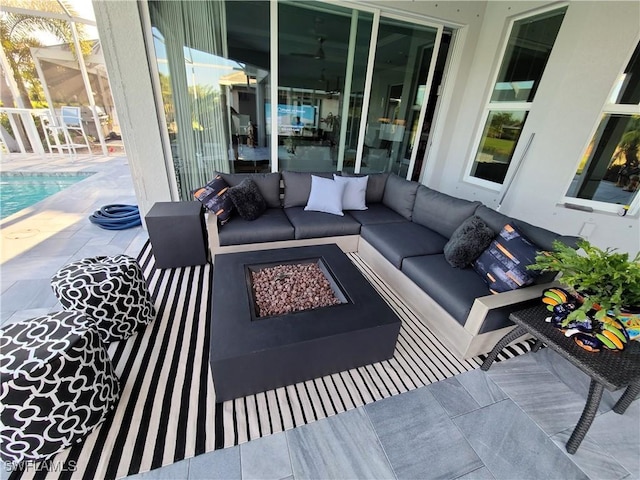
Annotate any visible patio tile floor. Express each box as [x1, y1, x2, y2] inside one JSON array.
[[1, 153, 638, 480]]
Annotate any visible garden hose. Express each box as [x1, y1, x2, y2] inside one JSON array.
[[89, 204, 141, 230]]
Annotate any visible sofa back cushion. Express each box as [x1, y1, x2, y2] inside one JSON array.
[[412, 186, 481, 238], [282, 171, 335, 208], [475, 206, 579, 251], [219, 172, 281, 208], [382, 174, 420, 220], [343, 172, 389, 204], [474, 205, 511, 235]]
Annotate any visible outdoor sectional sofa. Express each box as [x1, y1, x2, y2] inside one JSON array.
[[204, 171, 579, 359]]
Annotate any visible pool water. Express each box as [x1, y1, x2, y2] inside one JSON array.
[[0, 173, 94, 219]]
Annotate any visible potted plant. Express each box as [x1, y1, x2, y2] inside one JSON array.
[[528, 239, 640, 324]]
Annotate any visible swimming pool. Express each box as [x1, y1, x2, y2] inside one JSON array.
[[0, 172, 94, 219]]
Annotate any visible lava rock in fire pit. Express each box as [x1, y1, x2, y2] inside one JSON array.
[[251, 263, 341, 317]]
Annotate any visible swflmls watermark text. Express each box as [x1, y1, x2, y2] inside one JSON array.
[[4, 460, 78, 473]]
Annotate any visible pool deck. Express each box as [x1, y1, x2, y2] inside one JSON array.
[[0, 152, 148, 328]]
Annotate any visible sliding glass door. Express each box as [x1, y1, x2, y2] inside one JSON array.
[[360, 18, 440, 177], [149, 0, 271, 198], [276, 2, 373, 172], [147, 0, 447, 198]]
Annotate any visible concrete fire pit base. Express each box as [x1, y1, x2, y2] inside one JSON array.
[[210, 244, 401, 402]]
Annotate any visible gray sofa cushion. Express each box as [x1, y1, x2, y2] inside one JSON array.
[[347, 204, 407, 226], [218, 208, 294, 246], [475, 205, 580, 252], [284, 207, 361, 239], [343, 172, 389, 203], [474, 205, 512, 235], [514, 220, 577, 253], [360, 222, 448, 269], [282, 171, 335, 208], [382, 174, 420, 220], [401, 254, 533, 332], [219, 172, 281, 208], [412, 186, 481, 238]]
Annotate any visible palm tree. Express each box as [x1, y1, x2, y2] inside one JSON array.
[[615, 116, 640, 188], [0, 0, 89, 108], [620, 117, 640, 169]]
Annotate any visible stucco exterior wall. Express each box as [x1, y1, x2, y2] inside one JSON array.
[[92, 0, 176, 218], [94, 0, 639, 253], [429, 0, 639, 253], [382, 1, 639, 253]]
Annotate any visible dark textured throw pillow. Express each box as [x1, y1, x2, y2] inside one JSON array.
[[473, 223, 541, 294], [219, 172, 281, 208], [444, 216, 495, 268], [226, 178, 267, 221], [193, 174, 234, 225]]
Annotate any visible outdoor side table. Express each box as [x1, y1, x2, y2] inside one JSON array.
[[145, 201, 209, 268], [481, 304, 640, 454]]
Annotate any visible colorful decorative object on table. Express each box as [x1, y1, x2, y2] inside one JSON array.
[[531, 239, 639, 352], [540, 287, 630, 352], [596, 317, 630, 350], [617, 308, 640, 341], [529, 239, 640, 325]]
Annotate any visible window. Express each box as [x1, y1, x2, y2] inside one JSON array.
[[565, 41, 640, 212], [469, 7, 567, 186]]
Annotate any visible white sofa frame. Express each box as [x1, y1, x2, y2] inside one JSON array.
[[206, 214, 547, 360]]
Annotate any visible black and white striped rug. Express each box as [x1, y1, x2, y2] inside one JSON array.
[[15, 242, 533, 479]]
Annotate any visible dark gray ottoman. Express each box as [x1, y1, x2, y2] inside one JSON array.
[[51, 255, 156, 342], [145, 201, 209, 268], [0, 311, 120, 465]]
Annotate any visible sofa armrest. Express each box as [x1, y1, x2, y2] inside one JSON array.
[[464, 281, 560, 335], [205, 212, 221, 251]]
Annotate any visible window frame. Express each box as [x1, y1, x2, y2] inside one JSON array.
[[561, 38, 640, 216], [464, 3, 568, 191]]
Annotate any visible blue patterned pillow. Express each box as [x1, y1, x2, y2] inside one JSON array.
[[473, 223, 541, 293], [193, 174, 234, 225]]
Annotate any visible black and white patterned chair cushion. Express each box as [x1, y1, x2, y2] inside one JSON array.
[[51, 255, 156, 342], [0, 311, 120, 465]]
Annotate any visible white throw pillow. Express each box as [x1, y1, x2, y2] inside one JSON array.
[[333, 174, 368, 210], [304, 175, 345, 216]]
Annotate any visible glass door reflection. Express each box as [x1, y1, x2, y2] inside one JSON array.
[[277, 1, 372, 172], [362, 18, 439, 177]]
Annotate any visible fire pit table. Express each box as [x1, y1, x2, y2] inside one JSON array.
[[210, 244, 401, 401]]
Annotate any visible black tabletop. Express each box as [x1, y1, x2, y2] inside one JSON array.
[[510, 305, 640, 391]]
